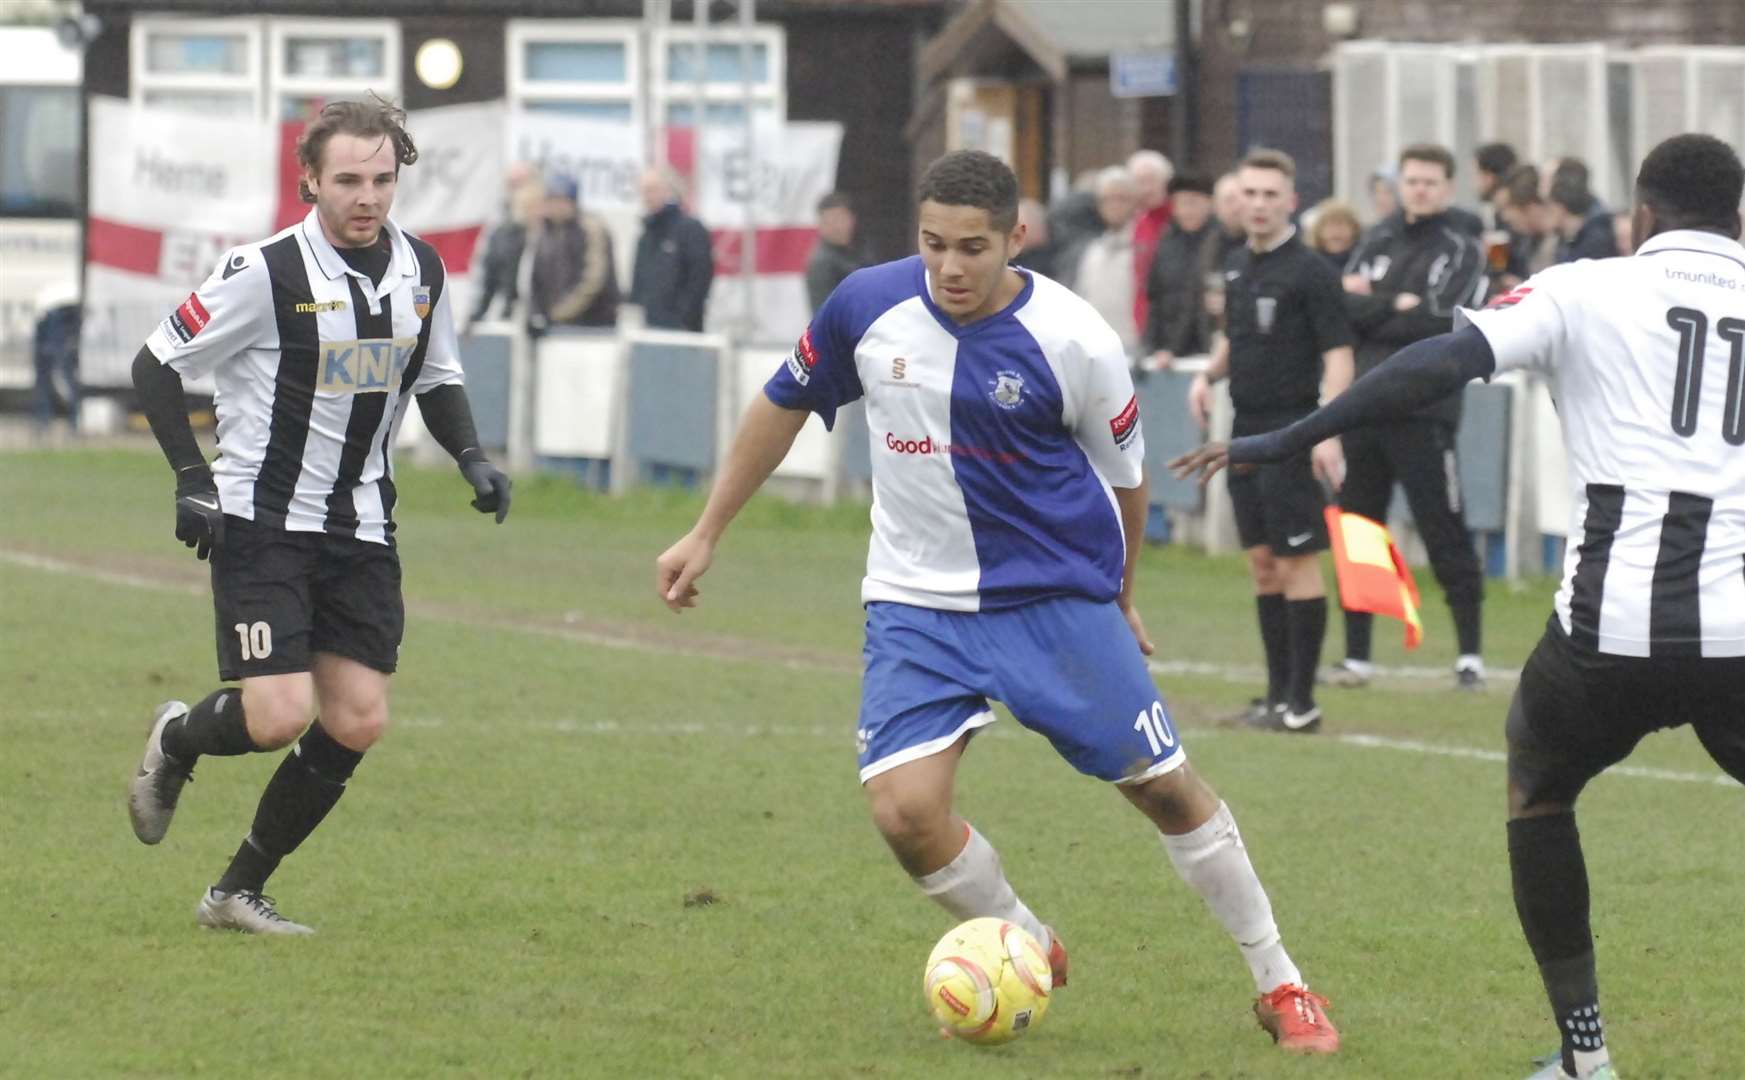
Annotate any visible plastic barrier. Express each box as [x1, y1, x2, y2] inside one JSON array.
[[425, 322, 1567, 581]]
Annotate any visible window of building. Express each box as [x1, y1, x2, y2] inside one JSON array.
[[131, 16, 401, 122], [507, 21, 641, 125], [271, 19, 400, 122], [131, 17, 261, 118], [653, 26, 784, 129], [0, 85, 80, 217], [507, 20, 785, 135]]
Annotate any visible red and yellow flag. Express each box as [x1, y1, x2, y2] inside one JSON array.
[[1323, 507, 1425, 649]]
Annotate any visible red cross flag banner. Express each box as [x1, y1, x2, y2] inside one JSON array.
[[82, 97, 500, 388], [1323, 506, 1425, 649]]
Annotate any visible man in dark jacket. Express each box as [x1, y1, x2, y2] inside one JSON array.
[[527, 176, 620, 332], [1142, 173, 1215, 368], [1333, 143, 1490, 692], [630, 167, 714, 332], [804, 191, 868, 314], [1548, 160, 1620, 264], [467, 162, 542, 328], [1011, 198, 1060, 280]]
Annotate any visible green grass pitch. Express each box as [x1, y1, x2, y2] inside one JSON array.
[[0, 450, 1738, 1078]]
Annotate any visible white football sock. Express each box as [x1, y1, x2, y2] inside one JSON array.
[[1160, 801, 1302, 993], [913, 824, 1050, 951]]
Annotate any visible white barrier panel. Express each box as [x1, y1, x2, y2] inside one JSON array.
[[733, 346, 834, 481], [534, 334, 624, 459]]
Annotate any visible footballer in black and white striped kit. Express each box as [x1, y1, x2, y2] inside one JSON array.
[[1172, 133, 1745, 1080], [128, 98, 511, 936]]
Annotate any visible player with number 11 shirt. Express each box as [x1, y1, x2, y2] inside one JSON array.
[[126, 98, 512, 935], [1172, 133, 1745, 1080]]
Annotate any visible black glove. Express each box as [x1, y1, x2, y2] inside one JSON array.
[[459, 453, 512, 523], [173, 464, 225, 560]]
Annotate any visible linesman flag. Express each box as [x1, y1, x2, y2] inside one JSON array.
[[1323, 507, 1424, 649]]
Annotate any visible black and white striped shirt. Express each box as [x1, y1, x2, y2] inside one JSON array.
[[145, 209, 464, 545], [1460, 229, 1745, 658]]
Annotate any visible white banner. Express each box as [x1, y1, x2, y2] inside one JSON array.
[[694, 120, 841, 227], [92, 98, 275, 239], [697, 120, 842, 344], [79, 100, 843, 385], [83, 96, 275, 386], [394, 100, 505, 235]]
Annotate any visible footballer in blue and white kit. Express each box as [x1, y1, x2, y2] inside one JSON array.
[[659, 150, 1340, 1053], [764, 253, 1180, 783]]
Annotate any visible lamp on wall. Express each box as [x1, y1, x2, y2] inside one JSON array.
[[1323, 3, 1361, 39], [54, 12, 102, 49], [415, 38, 464, 91], [1223, 5, 1254, 55]]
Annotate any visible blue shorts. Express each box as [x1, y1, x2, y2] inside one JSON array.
[[857, 597, 1187, 784]]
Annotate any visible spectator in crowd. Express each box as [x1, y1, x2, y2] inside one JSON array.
[[1072, 166, 1142, 356], [805, 191, 868, 314], [1474, 142, 1518, 205], [1366, 165, 1398, 225], [1046, 172, 1104, 290], [1128, 149, 1175, 335], [1305, 199, 1362, 273], [631, 166, 715, 331], [1492, 164, 1557, 287], [467, 161, 543, 329], [1611, 210, 1634, 256], [527, 175, 621, 334], [1142, 173, 1216, 370], [1011, 197, 1061, 280], [32, 282, 81, 437], [1472, 142, 1524, 293], [1547, 159, 1620, 263], [1202, 171, 1248, 331], [1332, 143, 1490, 693]]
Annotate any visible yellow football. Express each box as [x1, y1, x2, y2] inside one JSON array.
[[922, 917, 1053, 1045]]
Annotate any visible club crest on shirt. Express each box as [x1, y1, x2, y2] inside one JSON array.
[[989, 369, 1025, 409], [412, 287, 432, 319]]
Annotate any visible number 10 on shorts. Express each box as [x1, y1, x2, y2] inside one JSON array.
[[1134, 700, 1175, 755], [234, 621, 273, 661]]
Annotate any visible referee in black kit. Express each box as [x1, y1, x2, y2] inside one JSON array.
[[1187, 149, 1355, 733], [127, 98, 511, 934]]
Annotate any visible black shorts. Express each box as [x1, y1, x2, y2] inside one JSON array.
[[210, 516, 404, 681], [1226, 452, 1328, 556], [1506, 616, 1745, 807]]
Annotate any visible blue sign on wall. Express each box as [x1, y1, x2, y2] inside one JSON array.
[[1110, 50, 1177, 98]]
